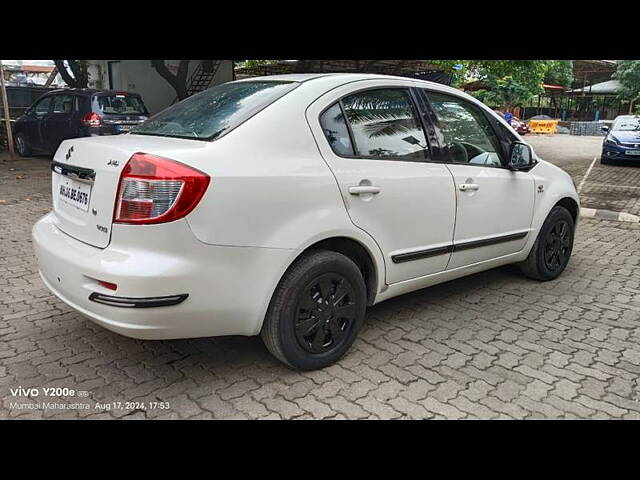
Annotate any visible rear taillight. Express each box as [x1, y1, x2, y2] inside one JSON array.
[[114, 153, 210, 224], [81, 112, 102, 127]]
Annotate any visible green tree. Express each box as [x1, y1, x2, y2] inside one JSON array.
[[613, 60, 640, 114], [544, 60, 573, 89], [482, 76, 541, 112]]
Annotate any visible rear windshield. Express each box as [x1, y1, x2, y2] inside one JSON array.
[[131, 81, 298, 141], [95, 94, 148, 115]]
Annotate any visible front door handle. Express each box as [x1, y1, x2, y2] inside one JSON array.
[[458, 183, 480, 192], [349, 185, 381, 195]]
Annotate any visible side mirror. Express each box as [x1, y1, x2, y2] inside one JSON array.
[[601, 125, 609, 132], [508, 142, 534, 170]]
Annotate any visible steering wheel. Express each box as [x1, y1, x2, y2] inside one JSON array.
[[449, 142, 469, 164]]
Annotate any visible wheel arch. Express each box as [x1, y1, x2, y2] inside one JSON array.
[[554, 196, 579, 224], [299, 236, 379, 306]]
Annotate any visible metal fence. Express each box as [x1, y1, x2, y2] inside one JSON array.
[[569, 121, 608, 136]]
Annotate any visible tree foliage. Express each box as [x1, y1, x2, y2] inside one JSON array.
[[428, 60, 575, 110], [613, 60, 640, 112], [53, 60, 89, 88], [482, 76, 538, 111]]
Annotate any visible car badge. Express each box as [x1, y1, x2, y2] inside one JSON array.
[[65, 146, 74, 160]]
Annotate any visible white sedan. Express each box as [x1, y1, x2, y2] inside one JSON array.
[[33, 73, 579, 370]]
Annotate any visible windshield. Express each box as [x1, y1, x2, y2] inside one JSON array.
[[613, 117, 640, 131], [131, 81, 298, 140], [95, 95, 148, 115]]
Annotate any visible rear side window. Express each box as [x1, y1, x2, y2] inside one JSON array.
[[34, 96, 53, 115], [320, 103, 355, 156], [95, 94, 148, 115], [132, 81, 298, 141], [52, 94, 75, 114], [338, 88, 429, 160]]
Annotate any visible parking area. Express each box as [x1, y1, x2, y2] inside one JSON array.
[[1, 135, 640, 419], [527, 135, 640, 217]]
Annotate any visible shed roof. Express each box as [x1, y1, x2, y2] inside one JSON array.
[[569, 79, 622, 95]]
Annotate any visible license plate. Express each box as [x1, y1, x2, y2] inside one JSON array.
[[625, 150, 640, 156], [58, 177, 91, 212], [117, 124, 133, 132]]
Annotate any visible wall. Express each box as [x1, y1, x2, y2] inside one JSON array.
[[87, 60, 234, 115]]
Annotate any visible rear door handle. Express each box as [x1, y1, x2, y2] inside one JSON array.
[[349, 185, 381, 195], [458, 183, 479, 192]]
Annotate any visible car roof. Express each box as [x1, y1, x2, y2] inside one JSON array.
[[235, 72, 469, 97]]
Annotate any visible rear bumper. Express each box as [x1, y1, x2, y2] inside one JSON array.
[[32, 212, 296, 339]]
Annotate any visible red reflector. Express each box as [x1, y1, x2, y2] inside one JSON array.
[[98, 280, 118, 291]]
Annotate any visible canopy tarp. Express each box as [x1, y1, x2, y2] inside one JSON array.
[[569, 79, 622, 95]]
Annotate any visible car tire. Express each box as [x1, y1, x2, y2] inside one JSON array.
[[261, 250, 367, 370], [519, 206, 575, 281], [14, 133, 32, 157], [600, 156, 612, 165]]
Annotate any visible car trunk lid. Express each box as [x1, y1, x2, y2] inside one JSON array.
[[51, 134, 209, 248]]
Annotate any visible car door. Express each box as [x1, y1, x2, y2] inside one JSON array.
[[421, 89, 535, 270], [26, 95, 54, 150], [42, 94, 75, 153], [308, 83, 457, 285]]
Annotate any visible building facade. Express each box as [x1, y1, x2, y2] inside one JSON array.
[[86, 60, 234, 114]]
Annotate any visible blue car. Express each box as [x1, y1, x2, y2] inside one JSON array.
[[601, 115, 640, 165]]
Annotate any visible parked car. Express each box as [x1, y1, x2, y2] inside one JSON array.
[[33, 74, 580, 370], [13, 88, 149, 157], [601, 115, 640, 164], [494, 110, 530, 135]]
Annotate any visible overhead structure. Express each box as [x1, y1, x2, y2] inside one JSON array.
[[571, 60, 617, 89], [568, 79, 622, 95], [235, 60, 451, 84]]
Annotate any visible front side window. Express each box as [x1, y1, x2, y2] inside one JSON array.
[[425, 91, 503, 167], [132, 81, 298, 140], [34, 96, 53, 115], [52, 94, 74, 114], [340, 88, 429, 160]]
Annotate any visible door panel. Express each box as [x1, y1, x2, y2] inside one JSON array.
[[421, 89, 535, 269], [446, 165, 534, 269], [29, 95, 54, 150], [309, 85, 457, 285], [43, 94, 74, 153], [329, 159, 456, 283]]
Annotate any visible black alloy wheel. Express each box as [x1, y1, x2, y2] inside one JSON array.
[[543, 220, 571, 273], [294, 273, 357, 354]]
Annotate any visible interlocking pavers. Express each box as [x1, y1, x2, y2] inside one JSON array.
[[2, 149, 640, 419]]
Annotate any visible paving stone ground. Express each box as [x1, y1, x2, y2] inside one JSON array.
[[1, 142, 640, 420]]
